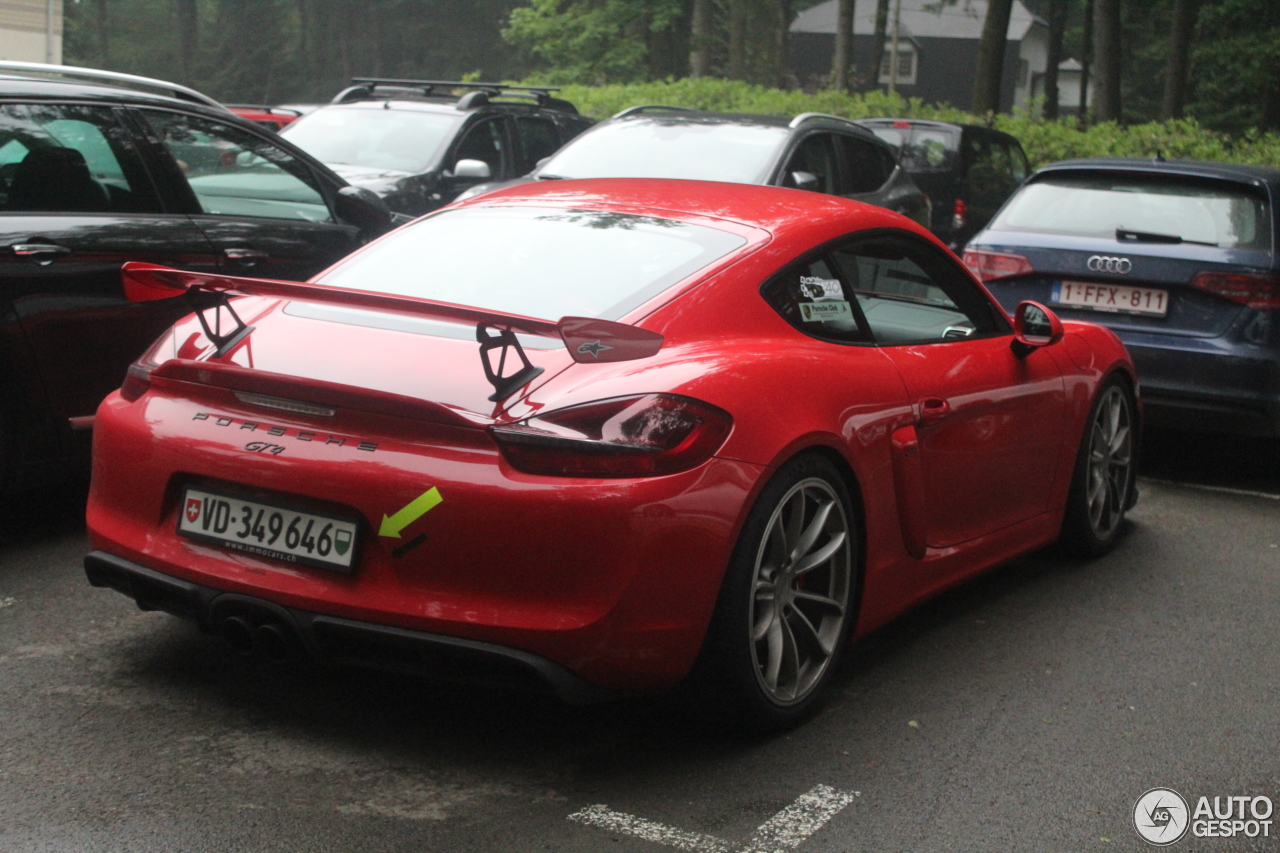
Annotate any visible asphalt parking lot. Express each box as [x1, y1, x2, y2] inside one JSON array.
[[1, 429, 1277, 853]]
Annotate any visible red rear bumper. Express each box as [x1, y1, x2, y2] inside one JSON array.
[[87, 387, 764, 692]]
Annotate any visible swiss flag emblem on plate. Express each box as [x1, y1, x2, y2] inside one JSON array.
[[185, 497, 202, 523]]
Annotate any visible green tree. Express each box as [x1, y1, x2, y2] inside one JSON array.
[[1187, 0, 1280, 132], [503, 0, 685, 85]]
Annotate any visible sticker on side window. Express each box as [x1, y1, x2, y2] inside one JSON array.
[[800, 276, 844, 299], [800, 301, 852, 323]]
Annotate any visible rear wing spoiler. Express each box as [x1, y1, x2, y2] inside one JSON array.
[[122, 263, 664, 403]]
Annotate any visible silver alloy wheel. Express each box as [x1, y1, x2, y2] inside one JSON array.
[[1087, 386, 1134, 539], [748, 477, 852, 705]]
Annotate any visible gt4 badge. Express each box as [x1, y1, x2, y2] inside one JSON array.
[[577, 339, 615, 359], [244, 441, 285, 455]]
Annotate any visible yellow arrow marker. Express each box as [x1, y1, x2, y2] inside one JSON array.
[[378, 487, 443, 538]]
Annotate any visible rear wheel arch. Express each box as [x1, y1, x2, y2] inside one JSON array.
[[681, 446, 866, 729], [790, 445, 868, 607]]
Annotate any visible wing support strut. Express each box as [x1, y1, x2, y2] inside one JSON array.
[[188, 289, 254, 358], [477, 323, 544, 402]]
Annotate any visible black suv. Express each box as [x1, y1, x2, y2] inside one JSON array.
[[462, 107, 931, 227], [0, 62, 394, 491], [855, 119, 1031, 249], [280, 79, 595, 218]]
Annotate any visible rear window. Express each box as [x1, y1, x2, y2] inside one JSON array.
[[990, 172, 1272, 250], [317, 206, 748, 321], [868, 126, 958, 171], [540, 119, 789, 184]]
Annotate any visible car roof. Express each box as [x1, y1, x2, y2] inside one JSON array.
[[1035, 158, 1280, 187], [602, 108, 888, 145], [855, 117, 1022, 143], [0, 72, 236, 116], [457, 176, 922, 240], [308, 99, 472, 117]]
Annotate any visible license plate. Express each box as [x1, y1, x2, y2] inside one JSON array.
[[1052, 281, 1169, 316], [178, 488, 359, 572]]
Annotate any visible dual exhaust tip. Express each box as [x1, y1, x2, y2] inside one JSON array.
[[221, 615, 295, 663]]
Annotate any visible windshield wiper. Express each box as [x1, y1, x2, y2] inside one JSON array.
[[1117, 228, 1218, 247], [536, 174, 566, 180]]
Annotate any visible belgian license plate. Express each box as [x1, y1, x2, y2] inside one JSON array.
[[178, 488, 359, 572], [1052, 281, 1169, 316]]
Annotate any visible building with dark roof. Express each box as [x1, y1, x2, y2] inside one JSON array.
[[790, 0, 1047, 113]]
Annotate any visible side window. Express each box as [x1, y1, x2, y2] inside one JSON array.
[[0, 103, 156, 213], [453, 118, 507, 176], [837, 135, 892, 194], [829, 234, 1006, 345], [515, 117, 561, 173], [760, 255, 872, 344], [140, 109, 332, 223], [781, 134, 837, 194], [965, 135, 1008, 207], [1007, 140, 1030, 183]]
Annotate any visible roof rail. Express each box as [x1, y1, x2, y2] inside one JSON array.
[[611, 105, 699, 120], [0, 61, 228, 111], [788, 111, 859, 129], [333, 78, 576, 112]]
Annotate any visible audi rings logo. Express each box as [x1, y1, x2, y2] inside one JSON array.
[[1088, 255, 1133, 274], [1134, 788, 1191, 846]]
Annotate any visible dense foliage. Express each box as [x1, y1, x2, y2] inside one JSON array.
[[64, 0, 530, 104], [63, 0, 1280, 136], [556, 78, 1280, 168]]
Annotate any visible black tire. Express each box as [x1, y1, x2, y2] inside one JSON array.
[[682, 453, 858, 732], [1058, 377, 1137, 558]]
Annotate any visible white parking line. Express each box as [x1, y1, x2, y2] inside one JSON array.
[[742, 785, 858, 852], [568, 784, 857, 852], [569, 804, 736, 853], [1140, 477, 1280, 501]]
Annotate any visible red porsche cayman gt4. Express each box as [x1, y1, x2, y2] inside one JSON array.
[[85, 179, 1139, 729]]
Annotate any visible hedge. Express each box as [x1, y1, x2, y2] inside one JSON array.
[[545, 78, 1280, 171]]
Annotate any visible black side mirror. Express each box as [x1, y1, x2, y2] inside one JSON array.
[[335, 186, 394, 238]]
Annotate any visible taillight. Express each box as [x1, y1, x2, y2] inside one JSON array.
[[118, 362, 153, 402], [962, 249, 1033, 283], [1188, 271, 1280, 311], [118, 340, 169, 402], [490, 393, 732, 478], [952, 198, 967, 231]]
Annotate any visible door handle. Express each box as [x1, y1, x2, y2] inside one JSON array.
[[11, 242, 72, 263], [918, 396, 951, 425], [223, 247, 269, 267]]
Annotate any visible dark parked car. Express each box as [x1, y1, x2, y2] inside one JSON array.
[[0, 61, 394, 490], [280, 79, 595, 217], [856, 119, 1030, 248], [461, 107, 931, 227], [965, 159, 1280, 437]]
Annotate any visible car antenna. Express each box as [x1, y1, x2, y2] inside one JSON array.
[[1153, 150, 1166, 163]]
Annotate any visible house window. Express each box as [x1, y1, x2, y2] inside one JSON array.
[[878, 44, 918, 86]]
